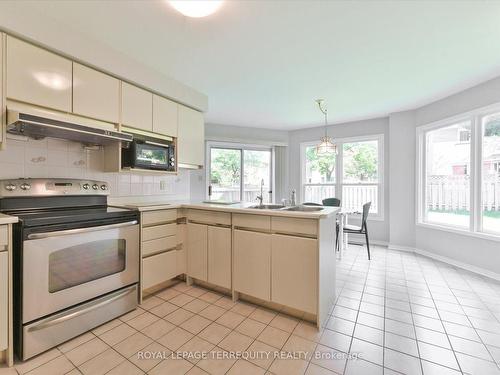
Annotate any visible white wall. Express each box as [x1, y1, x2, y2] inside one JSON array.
[[288, 117, 390, 244], [388, 111, 416, 249], [0, 137, 191, 201]]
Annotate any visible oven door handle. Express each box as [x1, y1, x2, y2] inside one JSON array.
[[27, 286, 137, 332], [27, 220, 138, 240]]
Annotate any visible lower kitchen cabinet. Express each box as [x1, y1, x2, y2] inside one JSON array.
[[186, 222, 231, 289], [187, 223, 208, 281], [207, 226, 231, 289], [271, 234, 318, 314], [142, 251, 177, 290], [233, 229, 271, 301], [0, 251, 8, 351]]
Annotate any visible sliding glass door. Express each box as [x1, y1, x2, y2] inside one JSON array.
[[208, 144, 273, 203]]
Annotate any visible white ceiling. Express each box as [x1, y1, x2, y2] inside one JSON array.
[[2, 0, 500, 130]]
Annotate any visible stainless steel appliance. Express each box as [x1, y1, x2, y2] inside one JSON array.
[[0, 179, 140, 360], [7, 110, 133, 145], [121, 133, 176, 172]]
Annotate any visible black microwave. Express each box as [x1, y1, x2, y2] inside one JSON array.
[[122, 135, 176, 172]]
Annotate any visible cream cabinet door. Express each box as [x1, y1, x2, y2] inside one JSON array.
[[271, 234, 318, 314], [187, 223, 208, 281], [178, 105, 204, 167], [153, 94, 177, 137], [6, 36, 72, 112], [0, 251, 7, 351], [121, 82, 153, 132], [142, 251, 177, 291], [233, 229, 271, 301], [73, 63, 120, 123], [1, 33, 4, 148], [207, 226, 231, 289]]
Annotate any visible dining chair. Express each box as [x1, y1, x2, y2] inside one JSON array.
[[322, 197, 341, 207], [336, 202, 372, 260]]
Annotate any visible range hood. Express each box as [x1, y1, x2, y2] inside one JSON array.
[[7, 110, 132, 145]]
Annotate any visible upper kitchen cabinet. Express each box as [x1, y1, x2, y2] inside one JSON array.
[[6, 36, 72, 112], [178, 105, 204, 168], [153, 94, 177, 137], [73, 63, 120, 123], [121, 81, 153, 132]]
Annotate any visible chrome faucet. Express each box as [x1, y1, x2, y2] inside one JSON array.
[[256, 179, 265, 207], [290, 189, 296, 206]]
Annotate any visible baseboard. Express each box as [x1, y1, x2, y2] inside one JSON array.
[[414, 247, 500, 282], [387, 244, 415, 252], [387, 243, 500, 282], [348, 237, 388, 247]]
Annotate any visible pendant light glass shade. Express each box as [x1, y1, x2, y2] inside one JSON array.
[[316, 135, 337, 155], [315, 99, 337, 155]]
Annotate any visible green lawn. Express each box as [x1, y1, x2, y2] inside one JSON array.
[[429, 209, 500, 218]]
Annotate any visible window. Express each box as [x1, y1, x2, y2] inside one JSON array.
[[302, 145, 336, 204], [208, 143, 273, 203], [342, 140, 380, 213], [300, 135, 383, 216], [481, 113, 500, 234], [424, 122, 471, 228], [417, 105, 500, 236]]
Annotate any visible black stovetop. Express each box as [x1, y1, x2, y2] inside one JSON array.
[[5, 205, 136, 227], [0, 195, 138, 228]]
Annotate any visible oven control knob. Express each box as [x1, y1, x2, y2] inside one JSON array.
[[5, 183, 16, 191], [170, 157, 175, 162], [20, 183, 31, 191], [170, 162, 175, 166], [100, 184, 107, 191], [83, 183, 90, 190], [92, 184, 99, 190]]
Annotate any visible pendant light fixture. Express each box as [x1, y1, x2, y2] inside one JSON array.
[[315, 99, 337, 155]]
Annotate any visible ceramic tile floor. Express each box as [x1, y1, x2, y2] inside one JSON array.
[[3, 245, 500, 375]]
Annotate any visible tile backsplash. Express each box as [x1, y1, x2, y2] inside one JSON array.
[[0, 136, 191, 199]]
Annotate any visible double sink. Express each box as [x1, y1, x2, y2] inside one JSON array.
[[248, 204, 323, 212]]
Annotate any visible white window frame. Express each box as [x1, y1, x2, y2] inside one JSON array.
[[300, 134, 385, 220], [416, 102, 500, 241], [206, 141, 275, 203]]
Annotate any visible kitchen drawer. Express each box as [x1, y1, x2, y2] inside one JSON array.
[[233, 214, 270, 231], [187, 209, 230, 226], [142, 236, 177, 257], [142, 223, 177, 241], [0, 225, 7, 249], [142, 210, 177, 226], [271, 217, 318, 237], [142, 250, 177, 290]]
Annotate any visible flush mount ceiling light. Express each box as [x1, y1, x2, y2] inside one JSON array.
[[168, 0, 224, 18], [315, 99, 337, 155]]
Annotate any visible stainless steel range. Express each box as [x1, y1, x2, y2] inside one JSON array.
[[0, 178, 140, 360]]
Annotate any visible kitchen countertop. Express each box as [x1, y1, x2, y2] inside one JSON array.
[[113, 200, 340, 219], [0, 213, 18, 224]]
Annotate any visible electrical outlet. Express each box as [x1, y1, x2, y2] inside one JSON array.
[[159, 180, 173, 193]]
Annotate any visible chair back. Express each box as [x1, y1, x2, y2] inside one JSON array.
[[322, 198, 341, 207], [303, 202, 323, 206], [361, 202, 371, 230]]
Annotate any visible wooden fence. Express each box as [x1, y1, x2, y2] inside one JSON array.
[[427, 175, 500, 211]]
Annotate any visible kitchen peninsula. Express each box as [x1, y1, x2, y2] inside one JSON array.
[[115, 201, 339, 328]]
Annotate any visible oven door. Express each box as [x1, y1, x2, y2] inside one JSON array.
[[22, 220, 139, 323], [133, 142, 171, 170]]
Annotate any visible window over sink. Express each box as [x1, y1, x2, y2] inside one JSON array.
[[207, 142, 273, 203]]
